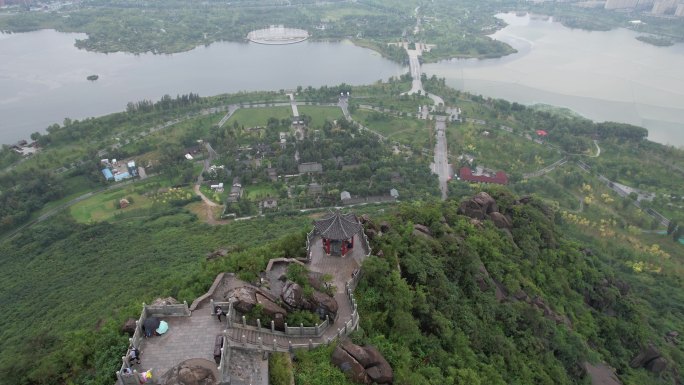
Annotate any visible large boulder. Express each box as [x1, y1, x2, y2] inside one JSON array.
[[332, 345, 370, 384], [312, 291, 339, 320], [151, 297, 180, 306], [458, 192, 498, 220], [122, 318, 137, 336], [281, 281, 338, 319], [281, 281, 304, 309], [341, 340, 372, 367], [332, 341, 393, 385], [629, 344, 661, 368], [363, 345, 393, 384], [489, 212, 512, 229], [226, 286, 286, 319], [645, 357, 668, 374], [472, 192, 499, 214], [412, 224, 433, 239], [160, 358, 219, 385]]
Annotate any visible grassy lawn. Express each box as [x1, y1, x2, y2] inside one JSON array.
[[352, 109, 430, 147], [298, 106, 344, 128], [245, 184, 280, 200], [226, 106, 292, 128], [448, 123, 561, 174], [70, 188, 154, 223]]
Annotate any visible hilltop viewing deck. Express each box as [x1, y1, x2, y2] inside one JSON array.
[[118, 226, 369, 385]]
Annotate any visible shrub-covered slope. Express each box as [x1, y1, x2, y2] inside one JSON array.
[[347, 190, 682, 385]]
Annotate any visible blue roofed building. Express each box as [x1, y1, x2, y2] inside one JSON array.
[[102, 168, 114, 180]]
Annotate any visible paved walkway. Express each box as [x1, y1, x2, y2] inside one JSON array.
[[225, 235, 365, 351], [432, 116, 450, 200]]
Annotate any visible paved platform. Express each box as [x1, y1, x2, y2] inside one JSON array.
[[136, 306, 224, 378]]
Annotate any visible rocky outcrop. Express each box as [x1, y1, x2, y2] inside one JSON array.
[[380, 221, 391, 233], [476, 264, 507, 302], [151, 297, 180, 306], [510, 290, 572, 328], [205, 248, 231, 261], [531, 296, 572, 328], [122, 318, 137, 336], [630, 344, 668, 374], [583, 362, 622, 385], [280, 281, 338, 319], [160, 358, 219, 385], [332, 340, 393, 385], [332, 345, 370, 384], [489, 211, 512, 229], [458, 192, 513, 230], [225, 286, 287, 319], [584, 278, 630, 315], [412, 224, 433, 239], [458, 192, 498, 219], [665, 331, 679, 344]]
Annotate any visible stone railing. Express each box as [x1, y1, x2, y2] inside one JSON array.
[[217, 336, 232, 384], [145, 301, 191, 317], [115, 301, 190, 384], [190, 272, 225, 311], [212, 299, 332, 338]]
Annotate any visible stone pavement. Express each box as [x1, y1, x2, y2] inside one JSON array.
[[136, 306, 224, 378], [228, 348, 268, 385]]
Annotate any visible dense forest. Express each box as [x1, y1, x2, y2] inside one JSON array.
[[293, 190, 683, 385]]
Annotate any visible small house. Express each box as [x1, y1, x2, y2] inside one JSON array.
[[459, 167, 508, 185], [308, 183, 323, 195], [298, 162, 323, 174]]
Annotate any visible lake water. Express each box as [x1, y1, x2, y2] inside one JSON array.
[[423, 13, 684, 147], [0, 30, 406, 145]]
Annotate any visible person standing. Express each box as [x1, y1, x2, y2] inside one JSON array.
[[215, 306, 225, 322], [128, 346, 141, 365]]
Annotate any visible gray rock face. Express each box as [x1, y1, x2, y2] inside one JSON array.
[[476, 264, 507, 302], [412, 224, 433, 239], [630, 344, 668, 373], [151, 297, 180, 306], [472, 192, 499, 214], [225, 286, 286, 319], [489, 212, 512, 229], [645, 357, 668, 374], [160, 358, 219, 385], [332, 340, 393, 384], [332, 345, 370, 384], [281, 281, 304, 309], [458, 192, 503, 225], [280, 281, 338, 319], [122, 318, 137, 336]]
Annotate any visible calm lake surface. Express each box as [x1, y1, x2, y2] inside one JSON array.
[[0, 30, 406, 144], [424, 13, 684, 147]]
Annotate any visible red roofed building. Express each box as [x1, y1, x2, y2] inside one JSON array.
[[459, 167, 508, 185]]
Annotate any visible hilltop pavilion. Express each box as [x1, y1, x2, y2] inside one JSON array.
[[312, 211, 364, 256]]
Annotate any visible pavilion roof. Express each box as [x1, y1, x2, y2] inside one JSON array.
[[313, 210, 362, 240]]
